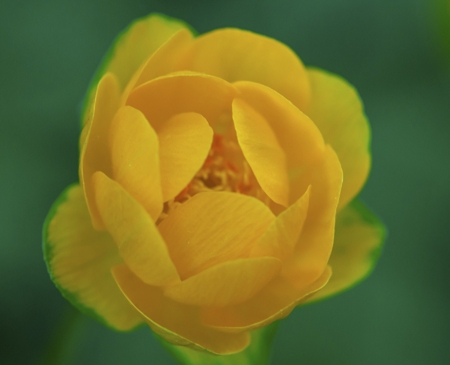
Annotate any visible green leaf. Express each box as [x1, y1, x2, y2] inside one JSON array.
[[156, 322, 279, 365]]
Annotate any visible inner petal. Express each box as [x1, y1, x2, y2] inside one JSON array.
[[157, 192, 274, 279]]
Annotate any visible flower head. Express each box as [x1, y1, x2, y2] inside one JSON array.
[[44, 14, 384, 355]]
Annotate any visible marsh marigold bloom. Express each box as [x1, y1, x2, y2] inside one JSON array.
[[44, 14, 384, 355]]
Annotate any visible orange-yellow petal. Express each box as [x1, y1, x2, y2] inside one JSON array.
[[80, 73, 120, 229], [93, 172, 180, 287], [282, 146, 342, 288], [307, 68, 371, 210], [180, 29, 311, 111], [158, 192, 274, 279], [127, 72, 239, 131], [250, 186, 311, 261], [134, 29, 194, 88], [306, 200, 385, 303], [112, 264, 251, 354], [44, 184, 143, 331], [202, 266, 331, 333], [98, 14, 190, 91], [158, 112, 213, 202], [109, 106, 163, 221], [235, 81, 325, 205], [232, 98, 289, 207], [164, 257, 281, 307]]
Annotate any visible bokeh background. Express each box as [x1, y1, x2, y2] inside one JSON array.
[[1, 0, 449, 364]]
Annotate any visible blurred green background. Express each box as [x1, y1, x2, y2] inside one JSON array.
[[1, 0, 449, 364]]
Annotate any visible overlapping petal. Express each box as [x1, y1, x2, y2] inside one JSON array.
[[307, 68, 371, 210], [180, 29, 311, 111], [158, 192, 274, 279], [164, 257, 281, 307], [281, 146, 342, 288], [232, 98, 289, 207], [93, 172, 180, 287], [113, 264, 251, 355], [235, 81, 325, 205], [80, 73, 120, 229], [127, 72, 239, 131], [306, 199, 385, 303], [109, 106, 163, 221], [158, 112, 213, 202], [43, 185, 143, 331], [202, 266, 331, 333]]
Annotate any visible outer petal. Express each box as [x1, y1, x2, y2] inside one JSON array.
[[250, 186, 311, 261], [232, 98, 290, 207], [127, 72, 239, 131], [43, 184, 143, 331], [93, 172, 180, 287], [235, 81, 325, 205], [202, 267, 331, 333], [109, 106, 163, 221], [164, 257, 281, 307], [306, 200, 385, 303], [307, 68, 371, 210], [281, 146, 342, 288], [157, 192, 274, 279], [180, 29, 311, 111], [113, 264, 251, 355], [158, 112, 213, 202], [80, 73, 120, 229]]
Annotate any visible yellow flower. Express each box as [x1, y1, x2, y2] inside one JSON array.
[[44, 14, 384, 355]]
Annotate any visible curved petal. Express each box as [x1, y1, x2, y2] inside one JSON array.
[[181, 29, 311, 111], [306, 200, 385, 303], [113, 264, 250, 355], [158, 192, 275, 279], [127, 72, 239, 132], [43, 184, 143, 331], [202, 266, 331, 333], [250, 186, 311, 261], [80, 73, 120, 229], [134, 29, 194, 88], [164, 257, 281, 307], [235, 81, 325, 205], [93, 172, 180, 287], [81, 15, 192, 129], [109, 106, 163, 221], [281, 146, 342, 288], [307, 68, 371, 210], [232, 98, 289, 207], [158, 112, 213, 202]]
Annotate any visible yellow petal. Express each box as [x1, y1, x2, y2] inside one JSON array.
[[202, 266, 331, 333], [109, 106, 163, 221], [282, 146, 342, 288], [127, 72, 239, 132], [93, 172, 180, 286], [307, 68, 371, 210], [100, 14, 190, 90], [44, 184, 143, 331], [250, 186, 311, 261], [181, 29, 311, 111], [232, 98, 289, 207], [80, 73, 120, 229], [112, 264, 251, 355], [134, 29, 194, 88], [158, 192, 274, 279], [164, 257, 281, 307], [235, 81, 325, 205], [306, 200, 385, 303], [158, 112, 213, 202]]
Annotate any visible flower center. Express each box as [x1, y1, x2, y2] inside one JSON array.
[[157, 134, 269, 223]]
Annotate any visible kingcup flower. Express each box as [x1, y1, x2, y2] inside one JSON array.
[[44, 14, 384, 356]]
